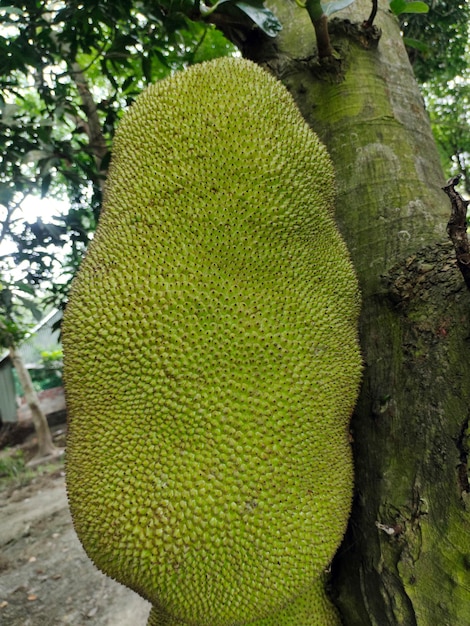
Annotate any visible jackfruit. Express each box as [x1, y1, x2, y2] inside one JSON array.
[[63, 56, 362, 626], [147, 577, 342, 625]]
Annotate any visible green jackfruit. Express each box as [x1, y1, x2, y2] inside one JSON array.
[[63, 56, 362, 626], [147, 577, 342, 625]]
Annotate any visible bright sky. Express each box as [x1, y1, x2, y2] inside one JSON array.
[[1, 195, 67, 258], [20, 195, 68, 223], [1, 196, 69, 283]]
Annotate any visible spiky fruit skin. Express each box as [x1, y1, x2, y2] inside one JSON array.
[[63, 57, 361, 625], [147, 578, 342, 625]]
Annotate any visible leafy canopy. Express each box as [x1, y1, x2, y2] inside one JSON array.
[[0, 0, 238, 304]]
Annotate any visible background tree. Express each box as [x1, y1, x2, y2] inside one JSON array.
[[1, 0, 470, 623], [0, 281, 59, 459], [423, 75, 470, 195], [400, 0, 470, 193]]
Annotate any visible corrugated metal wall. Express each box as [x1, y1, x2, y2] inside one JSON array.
[[0, 358, 17, 423]]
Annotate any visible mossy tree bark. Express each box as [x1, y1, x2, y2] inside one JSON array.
[[242, 1, 470, 624]]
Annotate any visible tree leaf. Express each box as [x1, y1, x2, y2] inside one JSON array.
[[0, 6, 25, 17], [15, 283, 35, 296], [390, 0, 429, 15], [141, 55, 152, 83], [16, 295, 43, 321], [401, 1, 428, 13], [207, 0, 281, 37], [0, 288, 13, 313], [389, 0, 407, 14], [321, 0, 356, 17], [233, 1, 282, 37], [403, 37, 429, 53]]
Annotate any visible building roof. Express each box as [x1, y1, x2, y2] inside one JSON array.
[[0, 308, 62, 369]]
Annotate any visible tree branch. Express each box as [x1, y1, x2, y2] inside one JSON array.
[[364, 0, 378, 28], [312, 14, 335, 58], [0, 203, 17, 247], [9, 344, 59, 459], [305, 0, 335, 58], [69, 62, 109, 187], [443, 175, 470, 291]]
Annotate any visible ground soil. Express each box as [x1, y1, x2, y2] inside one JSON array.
[[0, 425, 151, 626]]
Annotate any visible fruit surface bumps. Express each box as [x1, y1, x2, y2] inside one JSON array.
[[63, 56, 362, 625], [147, 577, 342, 625]]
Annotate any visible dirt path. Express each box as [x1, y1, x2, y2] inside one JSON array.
[[0, 465, 151, 626]]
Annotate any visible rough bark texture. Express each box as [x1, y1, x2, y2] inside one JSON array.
[[243, 1, 470, 624], [443, 176, 470, 291], [9, 345, 57, 458]]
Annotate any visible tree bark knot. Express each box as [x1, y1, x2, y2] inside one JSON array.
[[384, 242, 463, 310], [443, 175, 470, 292], [329, 17, 381, 50]]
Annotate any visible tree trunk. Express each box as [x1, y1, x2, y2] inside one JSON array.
[[243, 1, 470, 623], [9, 345, 58, 459]]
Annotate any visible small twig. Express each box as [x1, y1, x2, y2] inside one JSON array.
[[0, 196, 26, 247], [312, 14, 335, 58], [304, 0, 335, 58], [443, 175, 470, 292], [364, 0, 378, 29]]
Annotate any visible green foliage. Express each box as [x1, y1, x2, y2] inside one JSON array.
[[9, 347, 63, 395], [397, 1, 470, 187], [0, 283, 29, 347], [389, 1, 428, 16], [395, 1, 470, 187], [40, 349, 63, 367], [28, 367, 63, 392], [201, 0, 281, 37], [296, 0, 429, 18], [31, 349, 64, 391], [0, 277, 45, 348], [399, 1, 470, 84], [423, 77, 470, 193], [0, 450, 65, 491], [14, 348, 64, 395], [0, 0, 238, 304], [0, 449, 25, 478], [0, 315, 26, 348]]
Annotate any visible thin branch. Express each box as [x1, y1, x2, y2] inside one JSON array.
[[305, 0, 335, 58], [0, 196, 26, 248], [443, 175, 470, 291], [312, 14, 335, 58], [60, 41, 109, 77], [0, 204, 17, 247], [364, 0, 378, 29], [455, 153, 470, 196], [189, 24, 208, 63]]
